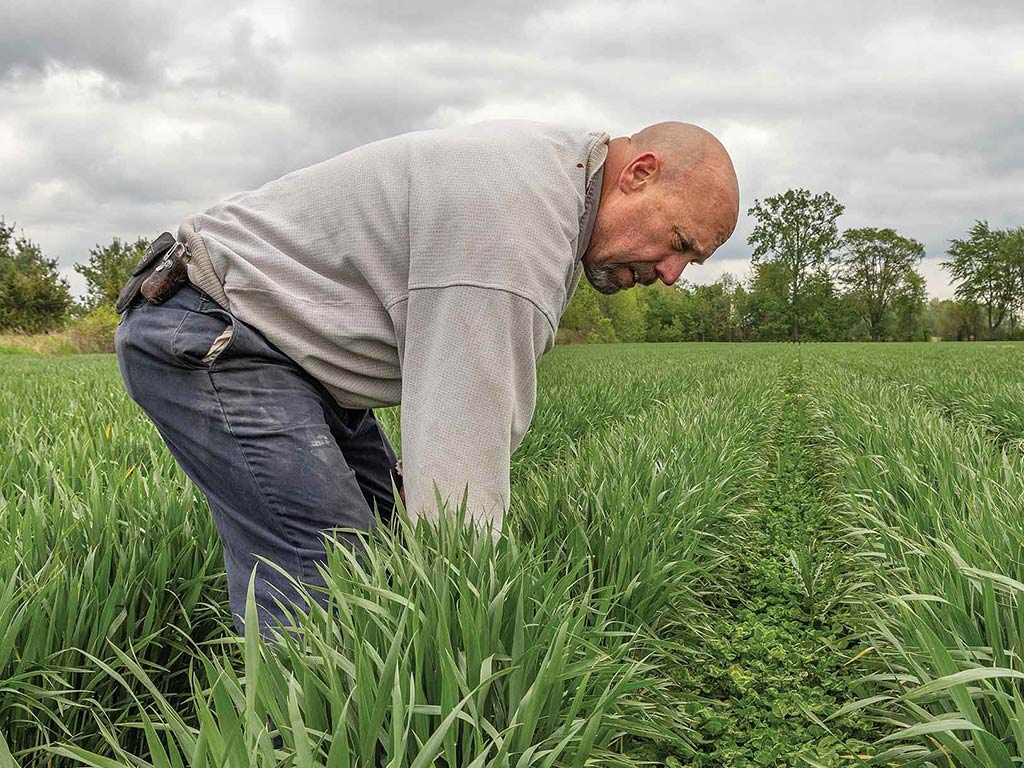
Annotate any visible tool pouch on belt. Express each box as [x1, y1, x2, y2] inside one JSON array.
[[115, 232, 189, 314]]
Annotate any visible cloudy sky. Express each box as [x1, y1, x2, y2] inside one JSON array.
[[2, 0, 1022, 299]]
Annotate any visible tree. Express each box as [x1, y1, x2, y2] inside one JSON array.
[[76, 236, 149, 309], [891, 271, 928, 340], [0, 219, 72, 333], [744, 261, 793, 341], [689, 280, 735, 341], [557, 279, 618, 343], [643, 283, 694, 342], [602, 288, 648, 343], [999, 226, 1024, 334], [942, 221, 1013, 338], [839, 227, 925, 340], [747, 189, 845, 341], [730, 280, 751, 341], [712, 272, 746, 341], [925, 298, 974, 341], [801, 271, 851, 341]]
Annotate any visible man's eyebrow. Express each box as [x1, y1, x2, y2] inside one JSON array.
[[672, 226, 691, 251], [673, 226, 707, 261]]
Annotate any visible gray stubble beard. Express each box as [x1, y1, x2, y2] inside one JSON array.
[[584, 262, 623, 295]]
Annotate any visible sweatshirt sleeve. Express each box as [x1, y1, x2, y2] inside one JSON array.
[[398, 284, 554, 536]]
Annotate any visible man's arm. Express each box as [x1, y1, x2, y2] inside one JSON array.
[[398, 284, 554, 535]]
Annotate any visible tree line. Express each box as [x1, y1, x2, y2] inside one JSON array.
[[2, 190, 1022, 343]]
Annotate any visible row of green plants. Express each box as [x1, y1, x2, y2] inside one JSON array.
[[814, 343, 1024, 452], [0, 356, 230, 763], [0, 345, 775, 765], [645, 355, 876, 766], [806, 345, 1024, 764]]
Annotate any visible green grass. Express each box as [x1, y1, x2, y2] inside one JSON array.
[[644, 361, 876, 766], [2, 344, 1023, 765], [807, 346, 1024, 765]]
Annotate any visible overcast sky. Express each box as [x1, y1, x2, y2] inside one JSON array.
[[2, 0, 1022, 299]]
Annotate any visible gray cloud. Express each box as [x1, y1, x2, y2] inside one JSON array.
[[1, 0, 1021, 300], [0, 0, 172, 83]]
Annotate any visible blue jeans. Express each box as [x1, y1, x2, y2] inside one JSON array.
[[115, 284, 399, 636]]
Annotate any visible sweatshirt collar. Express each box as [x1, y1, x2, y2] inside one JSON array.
[[575, 164, 604, 263]]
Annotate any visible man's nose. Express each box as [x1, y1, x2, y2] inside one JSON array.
[[657, 257, 686, 285]]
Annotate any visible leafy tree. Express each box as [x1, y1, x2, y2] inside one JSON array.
[[839, 227, 925, 340], [730, 281, 751, 342], [744, 262, 795, 341], [602, 288, 648, 342], [891, 272, 929, 340], [942, 221, 1013, 338], [0, 218, 72, 332], [688, 281, 733, 341], [557, 280, 618, 343], [800, 271, 850, 341], [925, 298, 975, 341], [1000, 226, 1024, 334], [553, 217, 1021, 345], [709, 273, 746, 342], [747, 189, 845, 341], [76, 236, 149, 309], [643, 283, 693, 342]]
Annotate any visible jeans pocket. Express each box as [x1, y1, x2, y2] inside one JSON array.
[[171, 306, 237, 368]]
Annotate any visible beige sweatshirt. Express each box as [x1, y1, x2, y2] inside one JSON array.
[[179, 120, 608, 533]]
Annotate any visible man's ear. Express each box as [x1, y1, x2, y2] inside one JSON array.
[[619, 152, 660, 193]]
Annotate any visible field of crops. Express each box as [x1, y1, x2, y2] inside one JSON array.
[[2, 342, 1023, 767]]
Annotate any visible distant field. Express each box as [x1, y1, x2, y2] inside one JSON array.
[[1, 343, 1022, 767]]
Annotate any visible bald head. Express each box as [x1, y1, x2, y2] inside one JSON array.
[[631, 121, 740, 235], [582, 121, 740, 293]]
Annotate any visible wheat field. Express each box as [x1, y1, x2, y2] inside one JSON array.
[[2, 343, 1022, 767]]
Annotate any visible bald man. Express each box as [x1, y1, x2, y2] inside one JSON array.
[[114, 120, 739, 635], [586, 123, 739, 293]]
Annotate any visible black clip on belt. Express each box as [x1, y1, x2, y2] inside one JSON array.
[[115, 233, 190, 314]]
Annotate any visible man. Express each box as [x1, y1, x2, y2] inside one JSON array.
[[115, 119, 739, 635]]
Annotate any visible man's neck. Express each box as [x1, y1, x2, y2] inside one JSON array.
[[584, 136, 630, 263]]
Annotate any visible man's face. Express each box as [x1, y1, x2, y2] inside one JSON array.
[[583, 165, 735, 295]]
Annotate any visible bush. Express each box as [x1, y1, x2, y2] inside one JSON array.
[[0, 219, 73, 332], [66, 304, 120, 353]]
